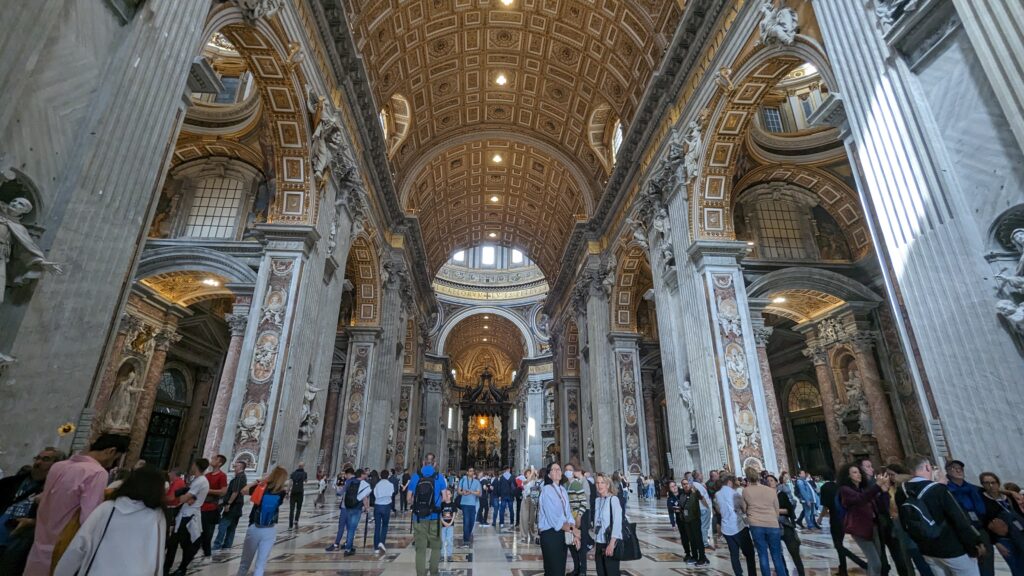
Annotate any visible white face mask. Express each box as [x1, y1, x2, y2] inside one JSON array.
[[565, 471, 574, 479]]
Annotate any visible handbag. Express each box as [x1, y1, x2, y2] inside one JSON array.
[[604, 498, 642, 561]]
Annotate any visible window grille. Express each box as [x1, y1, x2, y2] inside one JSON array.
[[185, 177, 243, 239], [762, 107, 784, 133], [756, 199, 808, 259]]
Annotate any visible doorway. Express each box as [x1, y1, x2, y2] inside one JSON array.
[[791, 420, 833, 476]]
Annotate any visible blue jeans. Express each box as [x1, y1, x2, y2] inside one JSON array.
[[498, 497, 515, 526], [441, 525, 454, 557], [998, 537, 1024, 576], [725, 528, 758, 576], [335, 507, 362, 550], [461, 504, 477, 543], [373, 504, 391, 549], [799, 500, 818, 529], [750, 526, 788, 576], [237, 525, 276, 576], [213, 513, 241, 549]]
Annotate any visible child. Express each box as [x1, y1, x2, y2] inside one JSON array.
[[440, 488, 457, 562]]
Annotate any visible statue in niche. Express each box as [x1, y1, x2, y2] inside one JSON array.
[[238, 0, 283, 23], [835, 365, 872, 435], [104, 367, 143, 431], [1, 198, 63, 303], [758, 1, 799, 46], [652, 207, 671, 238], [306, 85, 346, 187], [682, 120, 703, 184], [994, 229, 1024, 337], [628, 217, 648, 249], [679, 379, 697, 436]]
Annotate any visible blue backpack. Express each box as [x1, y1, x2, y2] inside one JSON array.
[[251, 491, 284, 527]]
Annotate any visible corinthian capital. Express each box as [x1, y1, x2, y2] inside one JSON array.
[[753, 326, 773, 347], [802, 345, 829, 366], [226, 313, 248, 337], [153, 329, 182, 352]]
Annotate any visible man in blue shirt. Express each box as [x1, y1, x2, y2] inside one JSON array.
[[457, 467, 482, 546], [795, 470, 819, 530], [407, 453, 448, 576], [945, 459, 993, 576]]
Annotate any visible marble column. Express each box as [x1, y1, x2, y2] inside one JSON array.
[[204, 311, 249, 458], [748, 299, 789, 471], [525, 380, 545, 468], [176, 368, 215, 466], [849, 331, 904, 463], [640, 369, 663, 478], [318, 343, 346, 474], [128, 327, 181, 463], [687, 241, 778, 473], [802, 345, 844, 469], [336, 327, 380, 468], [394, 374, 419, 470], [559, 377, 583, 467], [610, 333, 648, 476], [421, 375, 444, 459]]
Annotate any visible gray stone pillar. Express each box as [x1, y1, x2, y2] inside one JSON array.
[[204, 310, 250, 458], [336, 327, 380, 468], [640, 368, 664, 479], [525, 380, 545, 468], [609, 333, 648, 476], [813, 0, 1024, 473], [421, 375, 444, 459]]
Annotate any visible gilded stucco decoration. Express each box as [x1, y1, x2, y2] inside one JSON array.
[[610, 244, 653, 332], [445, 313, 527, 387], [139, 271, 233, 306], [344, 234, 382, 326]]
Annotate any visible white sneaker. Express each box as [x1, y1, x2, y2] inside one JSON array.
[[378, 543, 387, 554]]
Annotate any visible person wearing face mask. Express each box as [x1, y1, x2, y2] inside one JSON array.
[[565, 464, 592, 576]]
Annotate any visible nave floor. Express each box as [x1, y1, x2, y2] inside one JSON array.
[[180, 497, 959, 576]]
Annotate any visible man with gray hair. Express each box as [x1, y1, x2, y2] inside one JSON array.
[[0, 447, 66, 573]]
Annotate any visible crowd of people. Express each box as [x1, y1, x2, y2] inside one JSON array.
[[2, 436, 1023, 576]]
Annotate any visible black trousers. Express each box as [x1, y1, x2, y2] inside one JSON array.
[[290, 492, 304, 527], [684, 520, 706, 562], [595, 546, 621, 576], [677, 519, 692, 558], [879, 522, 911, 576], [200, 509, 219, 556], [571, 510, 592, 575], [515, 495, 523, 526], [782, 525, 805, 576], [478, 496, 491, 523], [540, 528, 569, 576], [830, 523, 867, 575], [165, 517, 201, 575]]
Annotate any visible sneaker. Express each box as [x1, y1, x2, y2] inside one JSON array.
[[344, 549, 356, 557], [684, 556, 696, 564], [696, 559, 711, 566], [378, 543, 387, 554], [325, 544, 340, 552]]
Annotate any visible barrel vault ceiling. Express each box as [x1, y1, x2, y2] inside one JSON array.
[[343, 0, 684, 279]]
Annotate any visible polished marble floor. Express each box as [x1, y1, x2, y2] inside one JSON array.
[[181, 495, 997, 576]]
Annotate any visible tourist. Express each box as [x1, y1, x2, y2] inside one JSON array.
[[0, 446, 65, 574], [478, 471, 492, 526], [818, 471, 868, 576], [213, 460, 248, 551], [53, 464, 167, 576], [538, 463, 578, 576], [612, 471, 627, 511], [440, 488, 457, 562], [566, 462, 592, 576], [389, 468, 401, 513], [896, 456, 984, 576], [400, 468, 412, 515], [947, 460, 994, 576], [457, 466, 481, 546], [26, 433, 129, 575], [234, 466, 288, 576], [495, 466, 516, 530], [839, 462, 886, 576], [877, 465, 915, 576], [325, 467, 370, 555], [288, 462, 307, 530], [314, 471, 327, 510], [164, 468, 185, 537], [707, 470, 722, 544], [199, 455, 228, 558], [373, 469, 395, 554], [408, 452, 447, 576], [693, 470, 714, 549], [716, 474, 758, 576], [520, 467, 539, 544], [592, 473, 623, 576], [515, 468, 526, 527], [667, 481, 691, 558], [679, 478, 708, 565], [742, 467, 787, 576], [165, 457, 212, 576], [979, 471, 1024, 576], [795, 470, 819, 530], [768, 474, 805, 576]]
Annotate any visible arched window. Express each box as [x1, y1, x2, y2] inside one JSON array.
[[184, 176, 245, 239], [787, 380, 823, 412], [157, 368, 189, 406], [611, 120, 624, 163], [735, 185, 851, 262]]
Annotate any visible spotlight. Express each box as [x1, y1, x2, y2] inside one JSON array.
[[492, 153, 503, 163], [495, 73, 508, 86], [772, 296, 787, 304], [202, 278, 220, 287]]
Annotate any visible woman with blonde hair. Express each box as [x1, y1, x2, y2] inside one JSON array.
[[592, 473, 623, 576], [236, 466, 289, 576], [519, 467, 539, 544]]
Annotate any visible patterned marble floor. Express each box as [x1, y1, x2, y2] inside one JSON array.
[[180, 495, 998, 576]]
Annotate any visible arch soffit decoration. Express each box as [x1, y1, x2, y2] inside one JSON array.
[[733, 163, 872, 259], [560, 317, 580, 376], [136, 245, 258, 306], [691, 35, 836, 239], [345, 233, 382, 327], [610, 242, 652, 332], [747, 266, 880, 323], [403, 136, 590, 280], [345, 0, 683, 189], [436, 306, 537, 358], [189, 5, 315, 224]]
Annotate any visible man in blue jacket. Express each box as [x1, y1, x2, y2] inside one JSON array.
[[795, 470, 819, 530], [946, 460, 993, 576], [494, 466, 516, 531], [408, 453, 448, 576]]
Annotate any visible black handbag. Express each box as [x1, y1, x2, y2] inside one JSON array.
[[603, 498, 642, 561]]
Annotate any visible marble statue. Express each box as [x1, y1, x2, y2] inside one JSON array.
[[758, 1, 799, 46], [628, 217, 648, 249], [995, 228, 1024, 297], [659, 239, 677, 272], [996, 299, 1024, 336], [652, 207, 671, 238], [1, 198, 63, 303], [238, 0, 283, 24], [306, 85, 346, 186], [105, 368, 143, 431], [679, 379, 696, 435], [239, 401, 267, 443], [875, 0, 920, 28], [682, 120, 702, 183]]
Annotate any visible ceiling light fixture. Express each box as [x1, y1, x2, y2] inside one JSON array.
[[488, 232, 497, 238], [201, 278, 220, 287], [483, 315, 489, 320], [500, 0, 513, 6], [746, 241, 755, 246], [495, 73, 508, 86], [490, 195, 500, 202], [492, 153, 503, 163], [483, 325, 489, 329], [483, 337, 488, 342], [772, 296, 787, 304]]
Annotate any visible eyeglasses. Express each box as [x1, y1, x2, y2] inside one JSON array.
[[33, 455, 55, 462]]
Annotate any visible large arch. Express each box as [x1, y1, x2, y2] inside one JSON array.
[[436, 306, 538, 358], [136, 246, 258, 286], [747, 267, 882, 303], [691, 35, 837, 240]]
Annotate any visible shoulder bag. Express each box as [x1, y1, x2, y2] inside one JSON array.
[[605, 498, 642, 561]]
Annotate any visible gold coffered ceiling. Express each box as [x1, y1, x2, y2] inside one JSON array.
[[345, 0, 683, 276], [445, 313, 527, 387], [764, 289, 845, 324]]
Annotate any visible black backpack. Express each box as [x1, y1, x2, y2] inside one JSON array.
[[343, 479, 361, 509], [899, 481, 945, 541], [413, 470, 438, 517]]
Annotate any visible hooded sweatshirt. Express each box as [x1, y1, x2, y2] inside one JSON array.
[[53, 497, 166, 576]]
